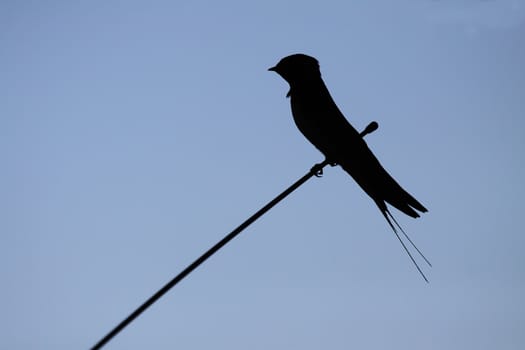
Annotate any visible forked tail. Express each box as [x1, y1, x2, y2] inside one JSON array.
[[375, 200, 431, 282]]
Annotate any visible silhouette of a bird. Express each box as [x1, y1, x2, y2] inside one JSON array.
[[269, 54, 430, 281]]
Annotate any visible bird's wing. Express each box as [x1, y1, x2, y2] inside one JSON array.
[[318, 99, 427, 217]]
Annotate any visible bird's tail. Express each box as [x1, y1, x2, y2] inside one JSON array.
[[385, 182, 428, 219], [375, 200, 431, 282]]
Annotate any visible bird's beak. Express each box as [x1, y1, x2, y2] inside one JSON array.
[[268, 66, 277, 72]]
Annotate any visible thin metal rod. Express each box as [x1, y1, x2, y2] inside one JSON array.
[[91, 122, 377, 349], [91, 160, 330, 350]]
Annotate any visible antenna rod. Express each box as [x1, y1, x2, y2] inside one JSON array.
[[91, 122, 378, 350]]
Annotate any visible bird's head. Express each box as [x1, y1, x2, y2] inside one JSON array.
[[268, 54, 321, 85]]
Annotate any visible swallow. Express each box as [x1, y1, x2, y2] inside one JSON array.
[[269, 54, 431, 281]]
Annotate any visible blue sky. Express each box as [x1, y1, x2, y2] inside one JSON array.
[[1, 1, 524, 349]]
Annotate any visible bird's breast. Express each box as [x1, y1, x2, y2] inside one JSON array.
[[289, 89, 342, 159], [288, 83, 363, 165], [290, 93, 322, 138]]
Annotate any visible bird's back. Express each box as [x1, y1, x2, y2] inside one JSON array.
[[290, 78, 427, 218]]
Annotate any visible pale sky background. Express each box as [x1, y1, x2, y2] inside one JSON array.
[[1, 1, 524, 349]]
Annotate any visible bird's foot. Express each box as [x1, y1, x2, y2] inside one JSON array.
[[310, 163, 325, 177]]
